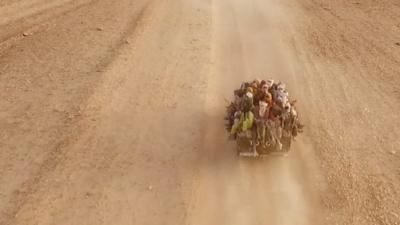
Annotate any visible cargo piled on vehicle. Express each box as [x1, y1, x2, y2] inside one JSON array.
[[225, 79, 304, 157]]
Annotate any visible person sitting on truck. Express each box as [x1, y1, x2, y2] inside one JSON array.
[[230, 87, 255, 138], [230, 110, 255, 137], [254, 94, 270, 146], [266, 100, 283, 150], [240, 87, 254, 112]]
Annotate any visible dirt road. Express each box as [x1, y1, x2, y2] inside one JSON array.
[[0, 0, 399, 225]]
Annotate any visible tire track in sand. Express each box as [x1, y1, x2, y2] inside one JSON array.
[[188, 0, 321, 224], [0, 0, 96, 46]]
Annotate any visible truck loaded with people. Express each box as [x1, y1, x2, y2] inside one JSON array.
[[225, 79, 304, 156]]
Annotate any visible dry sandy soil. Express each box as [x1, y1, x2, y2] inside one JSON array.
[[0, 0, 399, 224]]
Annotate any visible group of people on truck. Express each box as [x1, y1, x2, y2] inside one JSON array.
[[225, 79, 303, 150]]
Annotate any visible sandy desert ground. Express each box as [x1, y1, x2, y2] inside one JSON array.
[[0, 0, 399, 224]]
